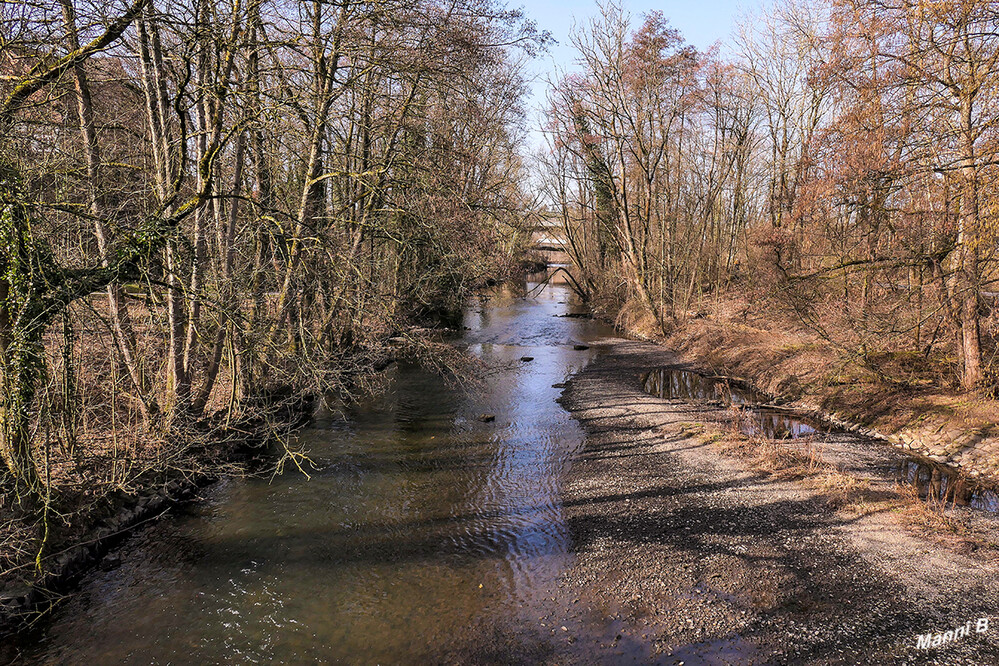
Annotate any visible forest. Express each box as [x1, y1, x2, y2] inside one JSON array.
[[543, 0, 999, 397], [0, 0, 543, 569], [4, 0, 999, 641]]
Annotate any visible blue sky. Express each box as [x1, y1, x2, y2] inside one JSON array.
[[518, 0, 770, 150]]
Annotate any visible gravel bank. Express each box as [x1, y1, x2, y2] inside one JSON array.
[[555, 339, 999, 665]]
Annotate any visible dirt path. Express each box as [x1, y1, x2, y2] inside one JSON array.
[[554, 339, 999, 665]]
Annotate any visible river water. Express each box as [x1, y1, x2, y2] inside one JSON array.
[[9, 281, 618, 664]]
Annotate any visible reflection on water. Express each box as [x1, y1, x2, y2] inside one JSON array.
[[641, 368, 999, 513], [641, 367, 764, 406], [738, 410, 820, 440], [641, 368, 819, 439], [898, 459, 999, 512], [7, 279, 626, 664]]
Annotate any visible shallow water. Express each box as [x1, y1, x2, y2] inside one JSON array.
[[898, 458, 999, 512], [641, 367, 765, 406], [641, 367, 821, 440], [7, 281, 630, 664], [641, 368, 999, 513]]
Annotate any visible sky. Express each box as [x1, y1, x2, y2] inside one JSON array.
[[518, 0, 771, 151]]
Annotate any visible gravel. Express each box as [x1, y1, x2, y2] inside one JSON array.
[[553, 339, 999, 665]]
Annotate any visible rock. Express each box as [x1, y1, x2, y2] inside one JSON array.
[[0, 586, 30, 609], [478, 414, 496, 423], [552, 383, 568, 389], [100, 553, 122, 572], [520, 356, 534, 362], [573, 344, 590, 351]]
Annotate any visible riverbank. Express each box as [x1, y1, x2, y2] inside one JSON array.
[[556, 338, 999, 663], [606, 294, 999, 483], [0, 392, 315, 636]]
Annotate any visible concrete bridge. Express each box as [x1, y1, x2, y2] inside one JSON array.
[[529, 215, 571, 266]]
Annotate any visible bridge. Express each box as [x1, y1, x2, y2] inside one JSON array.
[[529, 214, 572, 266], [524, 214, 587, 294]]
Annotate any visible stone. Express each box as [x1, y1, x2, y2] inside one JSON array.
[[520, 356, 534, 362], [478, 414, 496, 423], [573, 344, 590, 351], [100, 553, 122, 572], [0, 586, 30, 608]]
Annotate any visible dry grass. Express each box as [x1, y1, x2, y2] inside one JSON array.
[[895, 482, 970, 537], [623, 291, 999, 437], [713, 405, 826, 478], [803, 471, 884, 514], [709, 418, 999, 555], [709, 431, 824, 480], [698, 421, 999, 556], [704, 426, 997, 548], [888, 483, 999, 559]]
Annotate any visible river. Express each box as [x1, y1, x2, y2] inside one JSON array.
[[10, 279, 619, 664]]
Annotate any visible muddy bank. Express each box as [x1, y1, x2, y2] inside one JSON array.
[[556, 339, 999, 664]]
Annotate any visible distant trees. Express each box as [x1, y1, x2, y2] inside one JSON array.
[[542, 0, 999, 390], [0, 0, 542, 503], [544, 6, 702, 325]]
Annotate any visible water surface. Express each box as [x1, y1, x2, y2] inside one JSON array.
[[9, 281, 620, 664]]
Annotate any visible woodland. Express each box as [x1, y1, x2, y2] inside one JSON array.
[[0, 0, 542, 569], [544, 0, 999, 397], [3, 0, 999, 602]]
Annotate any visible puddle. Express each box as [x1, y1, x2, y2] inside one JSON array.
[[737, 409, 820, 440], [641, 367, 764, 405], [898, 458, 999, 511], [641, 368, 818, 439], [665, 634, 759, 665], [642, 367, 999, 513]]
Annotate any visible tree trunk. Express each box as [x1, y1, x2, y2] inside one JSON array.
[[61, 0, 158, 420], [958, 97, 982, 390]]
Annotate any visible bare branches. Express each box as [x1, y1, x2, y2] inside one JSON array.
[[0, 0, 542, 570]]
